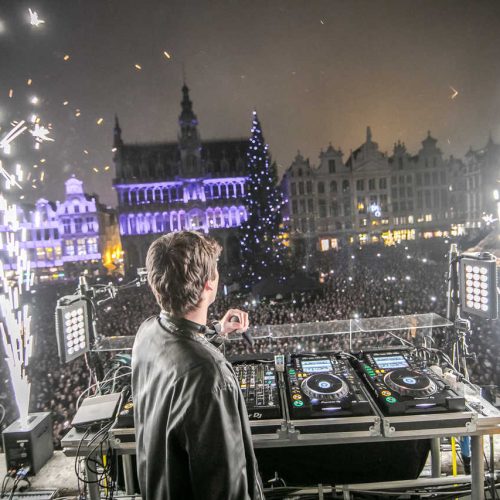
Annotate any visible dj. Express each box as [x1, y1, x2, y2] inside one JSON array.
[[132, 231, 264, 499]]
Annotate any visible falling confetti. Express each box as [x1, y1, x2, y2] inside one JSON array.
[[30, 96, 39, 105], [8, 89, 13, 98], [104, 165, 110, 171], [163, 51, 171, 59], [96, 117, 104, 125], [93, 167, 99, 172], [28, 8, 45, 27], [134, 63, 142, 70], [449, 86, 458, 99], [63, 54, 70, 61], [27, 79, 32, 86], [83, 149, 89, 155]]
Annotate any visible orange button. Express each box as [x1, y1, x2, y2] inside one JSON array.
[[381, 390, 391, 396], [292, 394, 302, 400]]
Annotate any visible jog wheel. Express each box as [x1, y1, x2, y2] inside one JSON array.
[[384, 369, 437, 397], [301, 373, 349, 400]]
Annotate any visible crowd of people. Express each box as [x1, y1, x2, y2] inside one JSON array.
[[0, 240, 498, 449]]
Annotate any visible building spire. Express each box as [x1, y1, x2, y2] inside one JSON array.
[[366, 126, 372, 143], [113, 114, 122, 148]]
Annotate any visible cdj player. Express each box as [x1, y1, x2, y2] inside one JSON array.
[[356, 350, 466, 415], [286, 355, 372, 419]]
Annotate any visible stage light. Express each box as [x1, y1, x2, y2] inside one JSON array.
[[55, 295, 92, 363], [459, 253, 498, 319]]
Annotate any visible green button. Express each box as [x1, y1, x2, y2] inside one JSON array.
[[293, 400, 304, 407], [385, 396, 397, 404], [289, 369, 296, 374]]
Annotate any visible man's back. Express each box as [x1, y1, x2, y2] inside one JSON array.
[[132, 315, 264, 500]]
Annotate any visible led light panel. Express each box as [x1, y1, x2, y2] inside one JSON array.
[[55, 295, 91, 363], [459, 254, 498, 320]]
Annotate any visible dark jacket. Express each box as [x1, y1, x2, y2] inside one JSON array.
[[132, 314, 264, 500]]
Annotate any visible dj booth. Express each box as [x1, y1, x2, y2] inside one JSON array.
[[62, 314, 500, 499]]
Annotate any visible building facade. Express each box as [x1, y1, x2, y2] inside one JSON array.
[[0, 177, 121, 281], [463, 136, 500, 228], [282, 128, 468, 254], [113, 84, 250, 272]]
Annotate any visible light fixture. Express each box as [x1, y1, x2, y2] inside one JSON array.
[[459, 253, 498, 319], [55, 295, 91, 363]]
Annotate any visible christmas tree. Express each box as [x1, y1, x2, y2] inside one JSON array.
[[239, 111, 287, 287]]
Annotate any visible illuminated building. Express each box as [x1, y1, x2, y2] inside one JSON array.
[[463, 135, 500, 229], [282, 128, 467, 254], [0, 177, 121, 281], [112, 84, 249, 272]]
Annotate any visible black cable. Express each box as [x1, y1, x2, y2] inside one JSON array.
[[7, 477, 20, 500], [0, 474, 10, 498]]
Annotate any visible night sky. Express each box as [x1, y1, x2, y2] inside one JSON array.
[[1, 0, 500, 207]]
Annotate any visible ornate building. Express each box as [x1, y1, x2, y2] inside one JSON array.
[[463, 135, 500, 228], [282, 128, 467, 255], [0, 177, 121, 281], [112, 84, 250, 272]]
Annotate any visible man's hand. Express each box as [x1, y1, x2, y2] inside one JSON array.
[[220, 309, 249, 336]]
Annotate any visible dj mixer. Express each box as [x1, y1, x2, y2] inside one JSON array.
[[356, 349, 466, 415], [232, 362, 282, 421]]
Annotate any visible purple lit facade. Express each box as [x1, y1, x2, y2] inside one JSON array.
[[112, 84, 250, 272], [0, 177, 119, 280]]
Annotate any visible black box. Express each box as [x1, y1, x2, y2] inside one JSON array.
[[2, 412, 53, 475]]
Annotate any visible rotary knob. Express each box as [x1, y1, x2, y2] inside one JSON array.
[[383, 369, 437, 397], [301, 373, 349, 400]]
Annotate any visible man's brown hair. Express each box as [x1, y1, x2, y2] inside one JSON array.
[[146, 231, 222, 317]]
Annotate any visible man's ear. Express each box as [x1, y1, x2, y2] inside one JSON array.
[[205, 279, 216, 291]]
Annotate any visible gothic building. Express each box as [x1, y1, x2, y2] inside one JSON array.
[[0, 177, 121, 281], [463, 135, 500, 228], [282, 128, 467, 254], [112, 84, 250, 272]]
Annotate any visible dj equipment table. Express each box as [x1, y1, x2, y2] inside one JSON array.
[[62, 389, 500, 500]]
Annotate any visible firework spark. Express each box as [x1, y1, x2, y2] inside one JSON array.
[[28, 8, 45, 27], [30, 123, 54, 143]]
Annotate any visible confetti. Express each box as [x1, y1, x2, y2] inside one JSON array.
[[93, 167, 99, 172], [40, 171, 45, 181], [30, 96, 39, 105], [28, 8, 45, 27], [83, 149, 89, 155], [27, 79, 32, 86], [449, 86, 458, 99], [134, 64, 142, 70], [75, 109, 81, 117], [8, 89, 13, 98], [63, 54, 70, 61], [63, 101, 69, 106], [40, 158, 46, 163], [163, 51, 171, 59], [104, 165, 110, 171], [96, 118, 104, 125]]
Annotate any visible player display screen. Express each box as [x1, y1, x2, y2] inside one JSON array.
[[372, 355, 409, 370], [301, 358, 333, 373]]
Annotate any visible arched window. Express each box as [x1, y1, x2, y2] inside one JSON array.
[[227, 184, 235, 197], [317, 182, 325, 194]]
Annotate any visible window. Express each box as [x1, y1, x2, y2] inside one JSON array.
[[328, 159, 336, 173], [433, 157, 437, 167], [62, 218, 71, 234], [45, 247, 54, 261], [379, 178, 387, 189], [398, 157, 403, 169], [74, 204, 80, 213], [292, 200, 297, 214], [391, 175, 397, 184], [342, 180, 350, 192], [86, 217, 96, 232], [357, 196, 366, 214], [440, 171, 446, 183], [425, 191, 431, 208], [407, 187, 413, 197], [399, 187, 405, 197], [424, 173, 430, 186], [416, 173, 422, 186], [36, 247, 45, 261], [317, 182, 325, 194], [330, 180, 337, 193], [368, 178, 376, 190], [318, 199, 327, 218], [74, 218, 82, 232], [299, 200, 306, 213], [343, 201, 351, 216], [291, 183, 296, 196], [307, 181, 313, 194], [87, 237, 98, 254], [298, 168, 303, 177], [65, 239, 75, 256], [417, 192, 423, 209], [77, 239, 86, 256], [391, 187, 397, 198], [356, 179, 364, 191], [307, 199, 313, 213], [298, 182, 304, 195], [330, 201, 338, 216]]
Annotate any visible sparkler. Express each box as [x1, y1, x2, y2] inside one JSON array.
[[28, 8, 45, 27], [0, 195, 34, 429]]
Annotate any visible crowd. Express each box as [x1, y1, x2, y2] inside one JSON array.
[[0, 240, 498, 449]]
